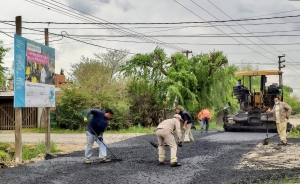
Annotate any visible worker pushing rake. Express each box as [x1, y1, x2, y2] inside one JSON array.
[[83, 108, 116, 164], [82, 107, 184, 167]]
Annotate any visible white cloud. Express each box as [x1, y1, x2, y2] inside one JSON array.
[[65, 0, 110, 14], [1, 0, 300, 92]]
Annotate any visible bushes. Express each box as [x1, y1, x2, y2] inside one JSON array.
[[0, 143, 13, 162], [106, 107, 132, 131], [287, 125, 300, 138], [290, 125, 300, 134], [55, 86, 134, 131], [55, 87, 88, 130], [0, 150, 10, 162]]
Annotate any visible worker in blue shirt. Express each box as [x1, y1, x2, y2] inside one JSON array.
[[83, 108, 114, 164], [235, 79, 243, 87]]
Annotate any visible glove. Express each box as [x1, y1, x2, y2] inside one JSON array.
[[84, 117, 88, 122], [98, 136, 103, 142], [177, 141, 182, 147]]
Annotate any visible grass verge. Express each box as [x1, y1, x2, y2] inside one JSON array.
[[22, 141, 60, 160], [22, 128, 86, 134], [193, 121, 223, 131], [0, 141, 60, 163], [287, 125, 300, 138]]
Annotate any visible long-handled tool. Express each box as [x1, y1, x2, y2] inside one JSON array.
[[150, 141, 159, 148], [87, 123, 122, 162], [263, 114, 270, 145], [98, 139, 122, 162]]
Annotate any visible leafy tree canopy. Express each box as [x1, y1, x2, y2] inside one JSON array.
[[0, 41, 10, 86]]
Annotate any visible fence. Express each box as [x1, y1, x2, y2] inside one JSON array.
[[0, 102, 38, 130]]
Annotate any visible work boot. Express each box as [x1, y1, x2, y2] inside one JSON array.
[[278, 141, 287, 146], [84, 158, 92, 164], [170, 162, 182, 167], [99, 158, 111, 163], [190, 137, 194, 142], [158, 161, 165, 165]]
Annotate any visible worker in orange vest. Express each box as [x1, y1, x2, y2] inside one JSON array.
[[198, 108, 211, 133]]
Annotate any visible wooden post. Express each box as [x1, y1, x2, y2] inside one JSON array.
[[44, 28, 51, 154], [15, 16, 22, 164], [182, 50, 192, 58]]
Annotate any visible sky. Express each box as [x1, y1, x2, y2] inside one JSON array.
[[1, 0, 300, 95]]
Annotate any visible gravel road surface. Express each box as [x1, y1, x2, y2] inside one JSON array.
[[1, 131, 300, 184]]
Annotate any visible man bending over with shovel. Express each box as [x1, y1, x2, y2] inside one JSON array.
[[83, 108, 114, 164], [156, 114, 183, 167]]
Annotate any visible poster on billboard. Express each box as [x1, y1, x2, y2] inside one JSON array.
[[14, 34, 55, 108]]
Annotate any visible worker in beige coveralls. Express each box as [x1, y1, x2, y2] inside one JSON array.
[[156, 114, 183, 167], [267, 96, 292, 145]]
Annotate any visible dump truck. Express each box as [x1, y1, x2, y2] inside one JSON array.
[[217, 70, 292, 132]]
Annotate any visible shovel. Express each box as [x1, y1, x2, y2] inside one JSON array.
[[263, 114, 270, 145], [149, 141, 169, 148]]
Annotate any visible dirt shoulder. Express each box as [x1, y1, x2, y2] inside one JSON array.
[[0, 133, 145, 168], [54, 133, 146, 154], [236, 141, 300, 171]]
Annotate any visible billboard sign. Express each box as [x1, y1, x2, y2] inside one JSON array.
[[14, 34, 55, 107]]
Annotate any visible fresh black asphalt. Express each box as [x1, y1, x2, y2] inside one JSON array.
[[1, 131, 300, 184]]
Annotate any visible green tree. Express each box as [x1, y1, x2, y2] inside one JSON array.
[[121, 47, 236, 124], [55, 87, 88, 129], [94, 49, 129, 79], [56, 53, 131, 130], [0, 41, 10, 86], [282, 86, 300, 115]]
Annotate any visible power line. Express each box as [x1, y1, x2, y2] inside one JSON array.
[[4, 35, 300, 47], [4, 33, 300, 47], [1, 22, 136, 54], [5, 31, 300, 37], [174, 0, 275, 62], [206, 0, 300, 72], [26, 0, 187, 52], [240, 8, 300, 19], [2, 13, 300, 25], [227, 49, 300, 54], [25, 0, 174, 50], [0, 30, 13, 38], [191, 0, 283, 62], [3, 21, 300, 29], [1, 35, 64, 46], [174, 0, 300, 75], [2, 26, 300, 70], [6, 30, 300, 35], [29, 34, 300, 38]]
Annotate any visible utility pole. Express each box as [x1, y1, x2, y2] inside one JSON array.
[[278, 54, 285, 88], [15, 15, 23, 164], [182, 50, 192, 58], [44, 28, 51, 154]]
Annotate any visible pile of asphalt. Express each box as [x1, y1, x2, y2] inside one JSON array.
[[0, 131, 300, 184]]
